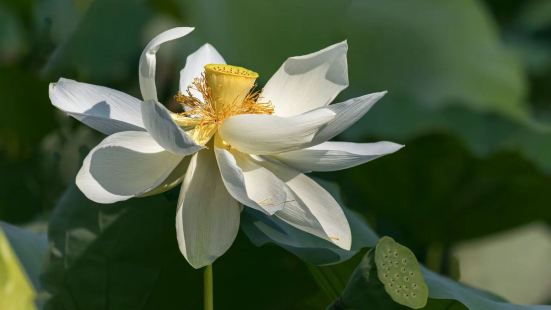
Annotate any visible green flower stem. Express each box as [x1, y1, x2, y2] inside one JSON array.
[[204, 264, 213, 310]]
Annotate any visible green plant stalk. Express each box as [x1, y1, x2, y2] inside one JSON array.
[[204, 264, 213, 310]]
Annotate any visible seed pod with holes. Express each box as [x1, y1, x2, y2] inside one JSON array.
[[375, 236, 428, 309]]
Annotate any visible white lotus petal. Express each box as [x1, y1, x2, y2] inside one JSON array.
[[214, 148, 266, 213], [49, 78, 144, 134], [215, 148, 287, 215], [141, 100, 202, 155], [256, 158, 352, 250], [76, 131, 184, 204], [140, 156, 191, 197], [176, 150, 241, 269], [271, 141, 404, 172], [180, 43, 225, 101], [313, 92, 386, 144], [262, 41, 348, 117], [139, 27, 194, 101], [219, 108, 335, 155]]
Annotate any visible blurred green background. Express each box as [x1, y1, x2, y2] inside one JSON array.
[[0, 0, 550, 308]]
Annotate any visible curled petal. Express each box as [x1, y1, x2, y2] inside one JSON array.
[[139, 27, 194, 101]]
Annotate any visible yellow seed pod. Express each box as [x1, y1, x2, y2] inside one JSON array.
[[204, 64, 258, 114]]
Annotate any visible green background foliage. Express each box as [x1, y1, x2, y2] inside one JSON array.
[[0, 0, 550, 308]]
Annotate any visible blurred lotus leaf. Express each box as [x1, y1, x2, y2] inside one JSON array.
[[42, 185, 332, 309]]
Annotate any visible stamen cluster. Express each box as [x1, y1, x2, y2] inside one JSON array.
[[173, 72, 274, 145]]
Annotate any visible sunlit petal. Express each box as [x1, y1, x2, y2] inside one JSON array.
[[262, 41, 348, 116], [76, 131, 185, 204], [219, 108, 335, 155], [215, 147, 287, 215], [141, 100, 202, 155], [312, 91, 387, 144], [271, 141, 403, 172], [49, 78, 144, 134], [254, 157, 352, 250]]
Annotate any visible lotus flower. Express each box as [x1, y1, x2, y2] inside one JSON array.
[[49, 27, 403, 268]]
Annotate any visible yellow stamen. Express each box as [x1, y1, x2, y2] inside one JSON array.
[[173, 64, 274, 145]]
